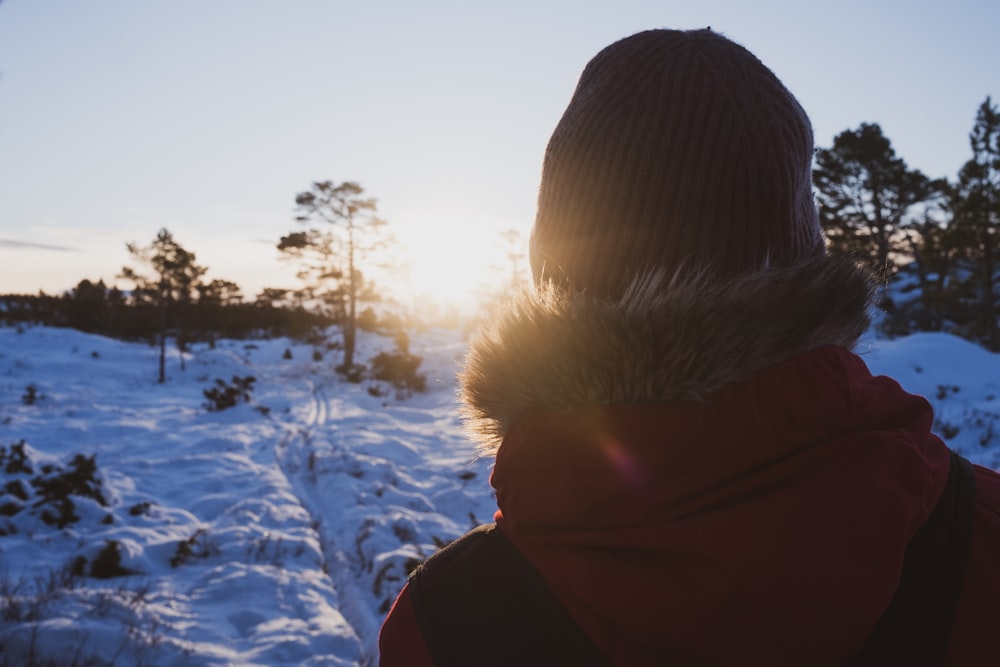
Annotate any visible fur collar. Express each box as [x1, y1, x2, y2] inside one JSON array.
[[459, 254, 876, 452]]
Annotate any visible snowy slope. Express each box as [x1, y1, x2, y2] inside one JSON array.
[[0, 323, 997, 666]]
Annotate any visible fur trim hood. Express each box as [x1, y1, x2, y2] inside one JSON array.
[[460, 253, 877, 452]]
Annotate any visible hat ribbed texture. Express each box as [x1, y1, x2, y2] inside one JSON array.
[[530, 28, 823, 296]]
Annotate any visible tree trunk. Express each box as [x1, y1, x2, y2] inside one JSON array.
[[907, 233, 940, 330], [158, 295, 166, 384], [342, 225, 357, 371], [981, 229, 999, 351], [177, 297, 188, 372]]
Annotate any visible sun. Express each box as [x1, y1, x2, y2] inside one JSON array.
[[386, 220, 530, 314]]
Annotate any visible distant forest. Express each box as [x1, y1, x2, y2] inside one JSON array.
[[0, 279, 336, 343], [3, 96, 1000, 353]]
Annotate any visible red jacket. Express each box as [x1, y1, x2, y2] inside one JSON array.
[[380, 346, 1000, 666]]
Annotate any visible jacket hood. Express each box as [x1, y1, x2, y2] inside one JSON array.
[[486, 347, 951, 665], [460, 253, 876, 452]]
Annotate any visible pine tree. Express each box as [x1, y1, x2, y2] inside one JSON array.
[[278, 181, 394, 374], [120, 229, 207, 383], [63, 279, 112, 334], [949, 97, 1000, 350], [814, 123, 943, 280]]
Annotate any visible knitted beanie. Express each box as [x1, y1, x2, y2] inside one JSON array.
[[530, 28, 824, 296]]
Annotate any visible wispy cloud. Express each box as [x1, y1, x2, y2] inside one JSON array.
[[0, 238, 77, 252]]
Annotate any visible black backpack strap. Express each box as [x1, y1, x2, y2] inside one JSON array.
[[408, 523, 609, 667], [847, 450, 977, 666]]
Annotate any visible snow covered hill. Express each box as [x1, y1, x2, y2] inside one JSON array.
[[0, 323, 997, 665]]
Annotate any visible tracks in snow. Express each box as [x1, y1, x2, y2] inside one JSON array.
[[277, 379, 382, 666]]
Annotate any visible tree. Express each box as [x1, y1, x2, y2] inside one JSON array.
[[278, 181, 393, 373], [902, 207, 958, 331], [499, 228, 529, 292], [255, 287, 292, 309], [814, 123, 943, 279], [948, 96, 1000, 350], [120, 228, 207, 383], [197, 279, 243, 306], [63, 279, 113, 334], [473, 227, 531, 320]]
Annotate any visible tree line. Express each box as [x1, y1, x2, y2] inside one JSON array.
[[0, 267, 338, 377], [1, 181, 406, 384], [816, 96, 1000, 350]]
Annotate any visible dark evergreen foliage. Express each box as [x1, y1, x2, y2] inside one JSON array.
[[0, 290, 336, 343], [0, 443, 107, 533], [120, 229, 209, 383], [21, 384, 40, 406], [815, 100, 1000, 351], [202, 375, 257, 411], [946, 97, 1000, 349], [814, 122, 944, 280], [89, 540, 136, 579]]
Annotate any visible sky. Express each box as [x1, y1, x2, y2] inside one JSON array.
[[1, 0, 998, 308], [0, 321, 998, 665]]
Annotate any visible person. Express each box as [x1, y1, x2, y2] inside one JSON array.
[[378, 27, 1000, 666]]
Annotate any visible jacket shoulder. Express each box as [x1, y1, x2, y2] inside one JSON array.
[[378, 584, 435, 667], [408, 523, 609, 667], [409, 523, 498, 588]]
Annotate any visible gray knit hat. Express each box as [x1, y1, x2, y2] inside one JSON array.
[[530, 28, 824, 296]]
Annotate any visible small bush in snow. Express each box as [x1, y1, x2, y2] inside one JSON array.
[[21, 384, 40, 406], [1, 441, 33, 475], [370, 350, 426, 395], [90, 540, 136, 579], [0, 443, 107, 532], [368, 331, 427, 397], [202, 375, 256, 411], [937, 420, 961, 440], [337, 363, 366, 384], [170, 528, 218, 568]]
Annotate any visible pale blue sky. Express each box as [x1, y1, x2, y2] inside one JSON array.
[[1, 0, 997, 307]]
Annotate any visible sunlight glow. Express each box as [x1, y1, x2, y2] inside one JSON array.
[[387, 218, 531, 312]]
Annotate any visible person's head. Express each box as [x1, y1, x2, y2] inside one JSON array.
[[530, 28, 824, 297], [461, 29, 874, 453]]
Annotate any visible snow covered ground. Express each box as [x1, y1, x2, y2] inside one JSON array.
[[0, 323, 998, 666]]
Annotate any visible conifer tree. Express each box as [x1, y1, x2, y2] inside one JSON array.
[[120, 229, 207, 383], [278, 181, 393, 374], [949, 97, 1000, 349], [814, 123, 942, 279]]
